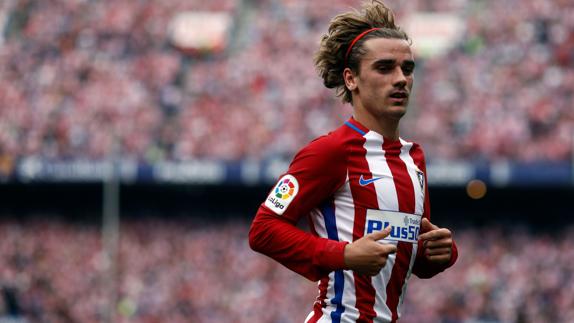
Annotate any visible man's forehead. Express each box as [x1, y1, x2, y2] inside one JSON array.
[[361, 37, 413, 61]]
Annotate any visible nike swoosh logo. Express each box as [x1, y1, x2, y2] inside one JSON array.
[[359, 175, 383, 186]]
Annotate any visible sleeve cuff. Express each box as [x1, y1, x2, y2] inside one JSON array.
[[313, 238, 348, 271], [447, 239, 458, 267]]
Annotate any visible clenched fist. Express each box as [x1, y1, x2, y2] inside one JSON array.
[[418, 218, 453, 265]]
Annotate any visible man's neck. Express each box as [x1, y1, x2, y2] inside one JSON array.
[[353, 110, 400, 141]]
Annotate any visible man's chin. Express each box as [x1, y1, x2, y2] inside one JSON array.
[[387, 105, 407, 119]]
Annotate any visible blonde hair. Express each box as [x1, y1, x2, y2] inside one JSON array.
[[314, 0, 410, 103]]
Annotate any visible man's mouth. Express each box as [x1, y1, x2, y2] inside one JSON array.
[[389, 91, 408, 99]]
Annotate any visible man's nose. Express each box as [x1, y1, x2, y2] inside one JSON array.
[[392, 67, 407, 88]]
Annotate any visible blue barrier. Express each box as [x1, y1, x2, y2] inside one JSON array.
[[2, 157, 572, 187]]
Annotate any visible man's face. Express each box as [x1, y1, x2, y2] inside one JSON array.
[[351, 38, 414, 121]]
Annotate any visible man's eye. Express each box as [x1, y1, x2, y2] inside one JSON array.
[[402, 65, 415, 75], [377, 65, 393, 72]]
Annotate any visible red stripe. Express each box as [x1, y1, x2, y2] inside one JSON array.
[[382, 140, 415, 321], [383, 140, 415, 213], [408, 143, 425, 174], [346, 130, 378, 322], [408, 144, 430, 217], [307, 207, 330, 323], [308, 276, 329, 323], [307, 203, 329, 323]]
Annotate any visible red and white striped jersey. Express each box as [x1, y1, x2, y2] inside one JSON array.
[[249, 118, 458, 323]]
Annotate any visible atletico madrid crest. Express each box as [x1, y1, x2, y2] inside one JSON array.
[[415, 168, 424, 190]]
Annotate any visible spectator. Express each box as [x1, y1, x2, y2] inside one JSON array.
[[0, 0, 571, 163], [1, 218, 574, 322]]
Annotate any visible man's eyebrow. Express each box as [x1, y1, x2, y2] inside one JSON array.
[[403, 60, 416, 67], [371, 59, 396, 66], [371, 59, 416, 67]]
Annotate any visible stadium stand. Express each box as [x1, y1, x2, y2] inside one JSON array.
[[0, 0, 573, 322], [1, 219, 574, 323], [0, 0, 572, 164]]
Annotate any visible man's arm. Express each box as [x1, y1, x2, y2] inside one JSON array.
[[410, 144, 458, 279], [249, 135, 348, 281], [412, 166, 458, 278], [412, 217, 458, 279], [249, 206, 399, 281], [249, 207, 348, 281], [249, 133, 398, 281]]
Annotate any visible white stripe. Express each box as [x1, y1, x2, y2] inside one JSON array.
[[333, 176, 360, 322], [310, 208, 328, 239], [398, 139, 424, 215], [363, 132, 399, 211], [363, 132, 395, 322], [372, 241, 397, 322], [339, 271, 358, 322], [396, 243, 418, 318], [333, 173, 357, 244], [304, 311, 327, 323], [304, 310, 331, 323], [317, 314, 332, 323], [310, 175, 360, 323], [322, 271, 337, 314], [309, 209, 336, 319], [395, 139, 423, 319]]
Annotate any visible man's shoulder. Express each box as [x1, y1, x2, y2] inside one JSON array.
[[301, 123, 360, 158], [400, 138, 427, 168], [284, 125, 351, 183], [400, 137, 426, 154]]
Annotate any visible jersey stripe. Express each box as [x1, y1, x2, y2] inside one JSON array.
[[364, 132, 399, 211], [396, 139, 423, 315], [407, 141, 427, 212], [307, 212, 330, 323], [306, 276, 329, 323], [334, 177, 360, 322], [331, 271, 345, 322], [382, 139, 415, 321], [303, 121, 432, 322], [382, 140, 415, 213], [346, 130, 379, 322], [397, 243, 418, 317], [364, 132, 397, 321], [308, 207, 334, 322], [321, 201, 345, 322], [399, 139, 424, 215]]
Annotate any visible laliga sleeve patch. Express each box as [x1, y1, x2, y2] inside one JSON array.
[[265, 175, 299, 215]]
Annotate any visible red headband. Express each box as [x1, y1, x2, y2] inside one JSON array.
[[344, 28, 380, 67]]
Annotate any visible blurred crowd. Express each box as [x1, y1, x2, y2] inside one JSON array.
[[0, 218, 318, 323], [0, 0, 572, 164], [407, 0, 574, 162], [1, 218, 573, 323]]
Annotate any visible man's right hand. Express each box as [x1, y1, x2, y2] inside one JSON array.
[[343, 226, 397, 276]]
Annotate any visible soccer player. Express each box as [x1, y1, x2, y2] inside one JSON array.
[[249, 1, 458, 322]]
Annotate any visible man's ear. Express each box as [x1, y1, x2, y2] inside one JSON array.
[[343, 67, 357, 91]]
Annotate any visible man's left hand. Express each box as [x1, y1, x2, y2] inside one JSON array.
[[418, 218, 453, 265]]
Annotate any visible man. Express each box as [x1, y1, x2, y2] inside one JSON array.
[[249, 1, 458, 322]]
